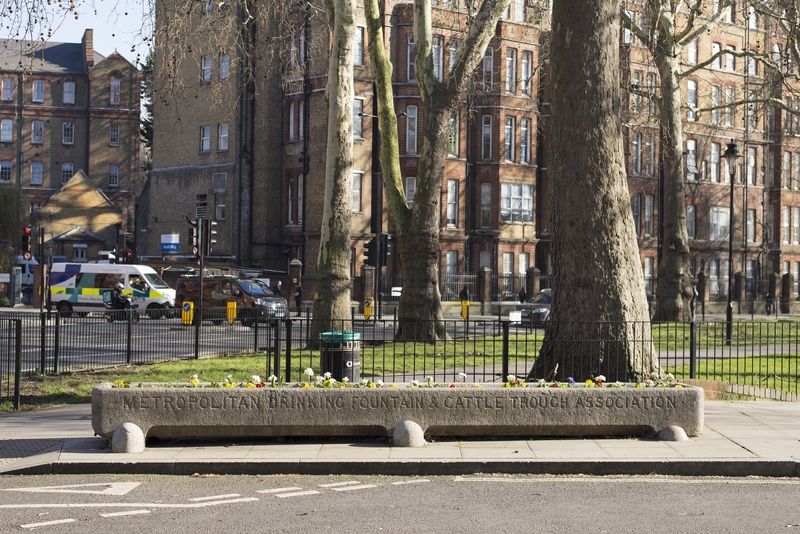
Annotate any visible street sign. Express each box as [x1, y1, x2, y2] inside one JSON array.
[[161, 233, 180, 253]]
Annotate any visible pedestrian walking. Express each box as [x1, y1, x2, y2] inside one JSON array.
[[293, 285, 303, 316]]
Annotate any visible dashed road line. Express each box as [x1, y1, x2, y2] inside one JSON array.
[[99, 510, 151, 518], [21, 519, 77, 529], [188, 494, 240, 501], [391, 479, 431, 485], [0, 498, 258, 510], [318, 481, 361, 488], [256, 487, 303, 494], [329, 484, 378, 492], [275, 490, 320, 498]]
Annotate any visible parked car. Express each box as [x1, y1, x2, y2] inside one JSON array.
[[515, 289, 552, 327], [176, 276, 288, 326]]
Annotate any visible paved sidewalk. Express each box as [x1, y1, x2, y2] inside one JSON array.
[[1, 400, 799, 477]]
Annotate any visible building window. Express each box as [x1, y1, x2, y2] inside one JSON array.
[[446, 179, 458, 226], [712, 43, 721, 69], [448, 114, 459, 157], [481, 183, 491, 228], [500, 183, 533, 223], [1, 77, 14, 101], [481, 115, 492, 160], [747, 90, 757, 130], [201, 56, 212, 82], [61, 163, 73, 184], [521, 50, 532, 95], [504, 116, 515, 161], [686, 139, 697, 179], [31, 120, 43, 144], [0, 119, 11, 142], [686, 79, 697, 121], [784, 151, 792, 188], [747, 209, 756, 242], [632, 132, 642, 174], [30, 202, 41, 215], [794, 153, 800, 190], [110, 78, 120, 105], [63, 81, 75, 104], [216, 193, 226, 220], [520, 118, 530, 164], [407, 35, 415, 81], [30, 161, 42, 185], [352, 171, 362, 212], [108, 164, 119, 187], [354, 26, 365, 66], [73, 247, 86, 262], [645, 194, 654, 237], [448, 40, 459, 74], [433, 36, 443, 81], [686, 204, 696, 239], [710, 142, 720, 183], [109, 123, 120, 146], [289, 102, 296, 140], [405, 105, 417, 153], [482, 48, 493, 90], [644, 257, 654, 295], [632, 194, 641, 235], [212, 172, 227, 192], [748, 55, 757, 76], [505, 48, 516, 93], [220, 54, 230, 79], [725, 86, 735, 126], [32, 80, 44, 102], [200, 126, 210, 152], [297, 174, 304, 223], [794, 207, 800, 244], [218, 123, 228, 150], [645, 134, 654, 176], [62, 121, 74, 145], [747, 146, 757, 185], [711, 85, 721, 125], [749, 5, 758, 28], [687, 39, 697, 64], [631, 70, 642, 113], [445, 251, 458, 282], [405, 176, 416, 207], [725, 45, 735, 71], [479, 251, 491, 269], [288, 176, 294, 224], [353, 99, 364, 138], [710, 206, 730, 240], [0, 160, 11, 183], [784, 206, 791, 244], [298, 101, 305, 139]]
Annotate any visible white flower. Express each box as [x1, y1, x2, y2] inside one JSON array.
[[323, 372, 332, 380], [250, 375, 261, 384], [303, 368, 314, 377], [425, 376, 434, 386], [665, 373, 675, 381], [507, 375, 516, 382], [376, 380, 384, 387], [411, 380, 420, 387], [537, 379, 546, 387], [341, 377, 349, 383], [315, 375, 324, 384], [650, 371, 659, 380], [267, 375, 278, 385], [594, 375, 606, 382], [192, 374, 198, 380], [361, 379, 369, 385]]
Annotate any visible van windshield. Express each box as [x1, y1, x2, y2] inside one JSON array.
[[143, 273, 171, 289], [238, 280, 274, 297]]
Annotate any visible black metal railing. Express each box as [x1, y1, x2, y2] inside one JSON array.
[[2, 311, 799, 406]]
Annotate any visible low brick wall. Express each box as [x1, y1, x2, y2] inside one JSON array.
[[92, 384, 704, 442]]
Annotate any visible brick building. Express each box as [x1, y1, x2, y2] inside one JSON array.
[[0, 30, 140, 260]]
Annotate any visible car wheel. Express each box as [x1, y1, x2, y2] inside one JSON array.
[[56, 302, 73, 318], [147, 305, 164, 320]]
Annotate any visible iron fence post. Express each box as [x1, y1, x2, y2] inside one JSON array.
[[194, 309, 200, 360], [126, 310, 133, 364], [39, 311, 46, 375], [690, 287, 698, 379], [285, 318, 293, 383], [273, 319, 282, 380], [53, 312, 60, 374], [501, 319, 510, 382], [253, 313, 259, 354], [14, 319, 22, 410]]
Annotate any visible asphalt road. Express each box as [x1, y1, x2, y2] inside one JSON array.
[[0, 474, 799, 533]]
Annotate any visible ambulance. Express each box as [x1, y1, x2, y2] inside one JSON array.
[[49, 263, 176, 318]]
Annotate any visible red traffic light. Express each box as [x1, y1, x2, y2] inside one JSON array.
[[22, 226, 31, 235]]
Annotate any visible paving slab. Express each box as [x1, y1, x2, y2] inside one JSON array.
[[1, 400, 799, 477]]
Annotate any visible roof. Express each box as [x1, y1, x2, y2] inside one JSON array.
[[0, 37, 108, 75], [52, 226, 106, 243]]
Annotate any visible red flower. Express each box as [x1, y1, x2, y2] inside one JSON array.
[[449, 384, 456, 388], [550, 383, 559, 388]]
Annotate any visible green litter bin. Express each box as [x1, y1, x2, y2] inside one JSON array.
[[319, 331, 361, 382]]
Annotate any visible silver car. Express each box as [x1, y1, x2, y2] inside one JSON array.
[[515, 289, 552, 327]]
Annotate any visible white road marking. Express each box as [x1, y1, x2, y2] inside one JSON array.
[[20, 519, 77, 528], [329, 484, 377, 492], [188, 494, 240, 501], [453, 476, 800, 485], [391, 479, 431, 485], [275, 491, 320, 498], [3, 482, 141, 496], [318, 481, 361, 488], [256, 487, 303, 494], [0, 498, 258, 510], [99, 510, 151, 518]]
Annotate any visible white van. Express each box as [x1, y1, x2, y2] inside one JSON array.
[[49, 263, 176, 319], [14, 257, 39, 286]]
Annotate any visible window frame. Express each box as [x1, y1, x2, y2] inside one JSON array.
[[61, 162, 73, 184], [405, 105, 417, 153], [63, 81, 75, 104], [0, 118, 12, 142], [218, 123, 229, 150], [109, 122, 120, 146], [201, 56, 212, 82], [109, 78, 121, 105], [108, 163, 119, 187], [481, 115, 492, 160], [31, 120, 44, 144], [32, 80, 45, 103], [0, 160, 12, 183], [61, 121, 75, 145], [500, 182, 533, 223], [352, 171, 363, 212], [505, 48, 517, 93], [446, 179, 458, 226], [200, 125, 211, 152]]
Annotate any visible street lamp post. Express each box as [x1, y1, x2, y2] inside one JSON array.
[[724, 140, 740, 346]]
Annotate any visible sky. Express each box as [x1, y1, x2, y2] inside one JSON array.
[[39, 0, 151, 67]]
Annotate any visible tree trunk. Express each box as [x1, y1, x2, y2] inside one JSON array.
[[310, 0, 356, 341], [528, 0, 658, 382], [651, 11, 693, 322]]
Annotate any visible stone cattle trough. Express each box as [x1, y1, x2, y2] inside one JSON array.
[[92, 383, 704, 452]]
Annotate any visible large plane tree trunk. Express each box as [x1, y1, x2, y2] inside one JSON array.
[[528, 0, 658, 382]]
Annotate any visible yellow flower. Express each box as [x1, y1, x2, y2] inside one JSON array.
[[475, 384, 482, 388], [390, 384, 398, 388], [369, 383, 377, 388], [675, 384, 683, 388], [585, 379, 595, 388], [189, 378, 199, 387], [224, 382, 235, 388], [245, 382, 256, 388]]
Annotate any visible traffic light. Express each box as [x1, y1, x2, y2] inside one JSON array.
[[363, 236, 377, 266], [204, 220, 218, 255], [124, 250, 133, 263], [379, 233, 392, 267], [188, 220, 200, 259], [21, 227, 32, 256]]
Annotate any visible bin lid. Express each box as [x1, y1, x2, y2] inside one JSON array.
[[319, 331, 361, 342]]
